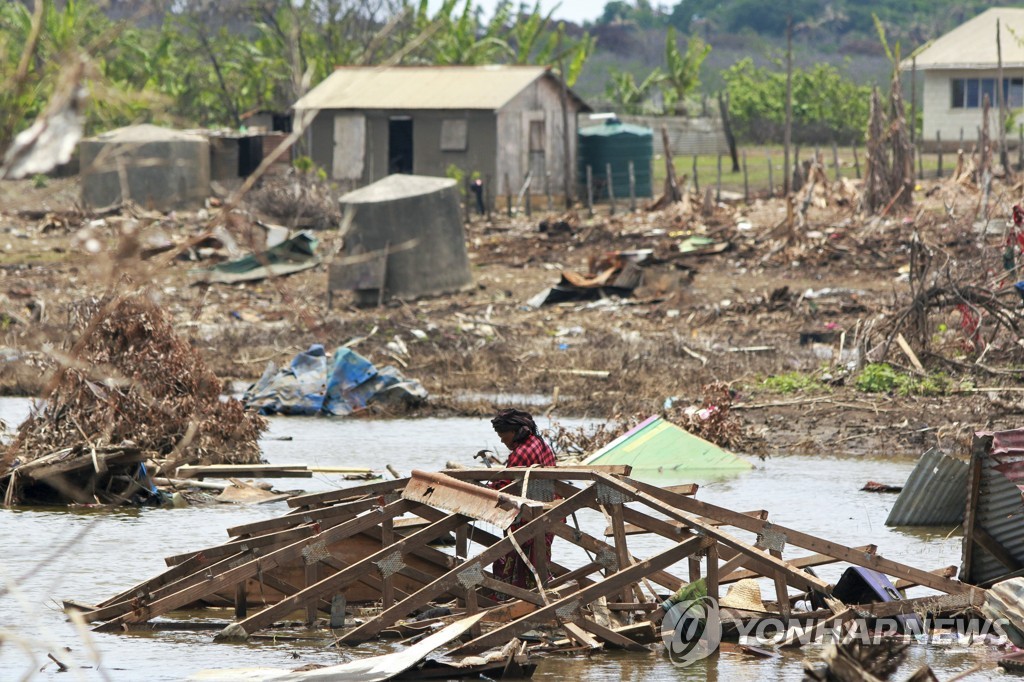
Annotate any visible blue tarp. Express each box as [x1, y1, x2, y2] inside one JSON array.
[[242, 344, 427, 416]]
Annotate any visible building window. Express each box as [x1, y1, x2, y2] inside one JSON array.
[[951, 77, 1024, 108], [440, 119, 467, 151]]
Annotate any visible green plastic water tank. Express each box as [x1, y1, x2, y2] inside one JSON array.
[[578, 121, 653, 200]]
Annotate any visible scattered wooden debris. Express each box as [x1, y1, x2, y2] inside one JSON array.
[[71, 465, 987, 672]]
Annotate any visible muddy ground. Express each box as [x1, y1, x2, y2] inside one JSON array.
[[1, 173, 1022, 460]]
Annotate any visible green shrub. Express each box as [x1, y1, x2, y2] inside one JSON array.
[[855, 363, 898, 393], [762, 371, 823, 394]]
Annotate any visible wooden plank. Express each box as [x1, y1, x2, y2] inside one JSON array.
[[607, 510, 768, 537], [176, 464, 315, 479], [608, 503, 632, 603], [577, 617, 648, 651], [95, 500, 416, 632], [613, 474, 977, 598], [961, 435, 988, 583], [548, 523, 685, 591], [334, 486, 599, 644], [972, 526, 1024, 571], [720, 546, 876, 584], [217, 511, 471, 641], [562, 622, 602, 650], [449, 534, 715, 655], [225, 498, 380, 539], [287, 477, 409, 509], [707, 542, 720, 601], [770, 549, 791, 620], [548, 561, 603, 589]]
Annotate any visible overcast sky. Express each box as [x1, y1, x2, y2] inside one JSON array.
[[426, 0, 604, 26]]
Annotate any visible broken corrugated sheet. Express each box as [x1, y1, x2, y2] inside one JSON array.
[[885, 448, 969, 527], [961, 430, 1024, 586], [191, 232, 319, 284], [582, 415, 752, 471]]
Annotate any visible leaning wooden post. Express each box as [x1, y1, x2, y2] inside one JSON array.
[[545, 171, 552, 211], [606, 162, 616, 215], [692, 154, 700, 193], [767, 152, 774, 197], [628, 160, 636, 212], [831, 141, 841, 180], [742, 150, 749, 203], [937, 131, 943, 177], [504, 173, 512, 217], [716, 153, 722, 202], [585, 165, 594, 217], [853, 146, 861, 178], [917, 140, 924, 179], [608, 503, 632, 604]]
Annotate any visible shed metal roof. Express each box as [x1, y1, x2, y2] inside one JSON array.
[[904, 8, 1024, 71], [293, 65, 589, 112]]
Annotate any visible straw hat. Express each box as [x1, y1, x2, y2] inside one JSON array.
[[718, 579, 767, 612]]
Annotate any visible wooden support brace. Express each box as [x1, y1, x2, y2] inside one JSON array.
[[448, 534, 715, 655], [216, 510, 470, 641], [95, 499, 417, 632], [611, 474, 976, 599], [334, 485, 599, 645]]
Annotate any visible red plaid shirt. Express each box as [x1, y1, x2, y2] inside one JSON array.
[[506, 433, 556, 468]]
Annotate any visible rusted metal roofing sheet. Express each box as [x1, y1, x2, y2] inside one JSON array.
[[294, 65, 581, 111], [962, 429, 1024, 586], [402, 469, 543, 530], [885, 448, 969, 527]]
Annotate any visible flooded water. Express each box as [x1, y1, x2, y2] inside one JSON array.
[[0, 398, 998, 680]]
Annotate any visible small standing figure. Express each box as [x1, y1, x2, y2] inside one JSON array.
[[489, 409, 556, 589]]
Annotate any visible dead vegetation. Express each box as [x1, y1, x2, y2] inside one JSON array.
[[0, 292, 266, 504]]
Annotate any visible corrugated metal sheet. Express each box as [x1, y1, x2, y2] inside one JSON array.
[[964, 429, 1024, 585], [903, 8, 1024, 70], [294, 65, 587, 112], [885, 448, 968, 527]]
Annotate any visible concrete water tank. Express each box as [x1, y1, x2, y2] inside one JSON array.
[[79, 125, 210, 211], [337, 175, 472, 304]]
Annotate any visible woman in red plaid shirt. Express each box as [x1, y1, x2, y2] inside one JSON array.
[[490, 409, 556, 589]]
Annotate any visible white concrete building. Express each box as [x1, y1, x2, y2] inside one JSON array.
[[905, 8, 1024, 149]]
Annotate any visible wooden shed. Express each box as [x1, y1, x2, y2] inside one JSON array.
[[292, 65, 591, 199]]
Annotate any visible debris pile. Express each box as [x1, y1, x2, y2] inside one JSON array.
[[1, 293, 266, 505], [72, 466, 986, 674], [243, 343, 427, 416]]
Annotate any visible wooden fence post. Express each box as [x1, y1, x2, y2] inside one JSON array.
[[628, 160, 636, 212], [586, 165, 594, 218], [937, 131, 943, 178], [716, 153, 722, 202], [692, 154, 700, 193], [606, 162, 616, 216], [831, 141, 841, 181], [742, 151, 749, 203]]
